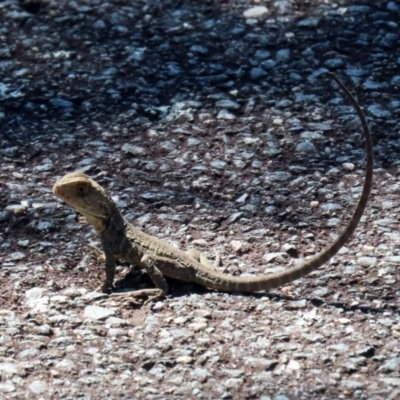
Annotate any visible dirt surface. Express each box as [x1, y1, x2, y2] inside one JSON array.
[[1, 0, 400, 398]]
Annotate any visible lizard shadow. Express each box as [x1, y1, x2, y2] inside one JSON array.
[[114, 268, 396, 316]]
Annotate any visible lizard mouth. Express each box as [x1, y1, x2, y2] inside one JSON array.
[[52, 184, 62, 197]]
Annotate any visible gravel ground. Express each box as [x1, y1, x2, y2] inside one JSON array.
[[1, 0, 400, 398]]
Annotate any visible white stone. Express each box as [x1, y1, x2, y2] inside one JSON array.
[[343, 162, 355, 171], [84, 305, 115, 320], [243, 6, 268, 18]]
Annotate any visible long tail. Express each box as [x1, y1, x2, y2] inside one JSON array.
[[196, 73, 374, 292]]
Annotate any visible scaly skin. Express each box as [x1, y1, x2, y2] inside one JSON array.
[[53, 73, 373, 300]]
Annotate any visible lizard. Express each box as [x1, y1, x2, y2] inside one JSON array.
[[52, 73, 373, 301]]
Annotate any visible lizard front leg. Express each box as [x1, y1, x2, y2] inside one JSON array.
[[110, 254, 169, 303], [100, 241, 116, 293]]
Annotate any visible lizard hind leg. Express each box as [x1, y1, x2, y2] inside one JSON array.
[[186, 248, 221, 271]]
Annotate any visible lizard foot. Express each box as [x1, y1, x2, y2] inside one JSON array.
[[109, 288, 164, 305], [186, 248, 222, 271], [93, 283, 114, 293]]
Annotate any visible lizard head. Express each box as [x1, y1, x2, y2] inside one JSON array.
[[53, 172, 116, 232]]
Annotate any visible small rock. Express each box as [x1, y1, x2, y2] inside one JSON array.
[[296, 141, 316, 153], [50, 98, 73, 108], [230, 240, 248, 253], [250, 67, 268, 79], [121, 143, 147, 156], [217, 109, 236, 120], [367, 104, 391, 118], [378, 357, 400, 372], [84, 305, 115, 321], [357, 257, 377, 267], [226, 212, 244, 223], [269, 171, 292, 182], [210, 160, 227, 169], [55, 359, 75, 371], [320, 203, 343, 211], [0, 362, 18, 375], [243, 6, 268, 19], [105, 317, 128, 328], [215, 99, 240, 110], [6, 251, 26, 261], [387, 1, 399, 12], [0, 382, 15, 393], [286, 299, 307, 309], [286, 359, 301, 370], [343, 163, 355, 171], [5, 204, 28, 214], [300, 131, 324, 140], [261, 59, 277, 70], [176, 356, 193, 364], [327, 218, 340, 227], [190, 45, 208, 54], [391, 76, 400, 86], [262, 252, 287, 263], [324, 58, 345, 69], [28, 380, 48, 394], [297, 17, 320, 28], [243, 357, 278, 369], [25, 288, 49, 314], [236, 194, 248, 203], [341, 380, 364, 390]]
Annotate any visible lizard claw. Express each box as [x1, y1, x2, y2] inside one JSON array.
[[109, 288, 164, 304], [93, 284, 114, 294]]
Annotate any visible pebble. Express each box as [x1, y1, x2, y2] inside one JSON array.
[[358, 257, 377, 267], [378, 358, 400, 373], [307, 122, 332, 131], [250, 67, 268, 79], [262, 252, 287, 263], [0, 382, 15, 393], [217, 109, 236, 119], [215, 99, 240, 110], [6, 251, 26, 261], [84, 305, 115, 321], [50, 98, 73, 108], [176, 356, 193, 364], [5, 204, 28, 214], [367, 104, 391, 118], [324, 58, 345, 69], [0, 362, 18, 375], [300, 131, 324, 140], [55, 359, 76, 371], [342, 162, 355, 171], [28, 381, 48, 394], [243, 6, 268, 19], [230, 240, 248, 253], [320, 203, 343, 211], [297, 17, 320, 27], [326, 218, 340, 227], [286, 359, 301, 370], [296, 141, 316, 153], [121, 143, 147, 156]]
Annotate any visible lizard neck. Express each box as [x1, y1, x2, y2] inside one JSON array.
[[81, 211, 107, 235], [81, 205, 121, 236]]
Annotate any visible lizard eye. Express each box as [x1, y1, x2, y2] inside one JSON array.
[[74, 184, 89, 196]]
